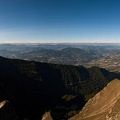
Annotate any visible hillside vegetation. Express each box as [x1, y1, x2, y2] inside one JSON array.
[[70, 79, 120, 120], [0, 56, 119, 119]]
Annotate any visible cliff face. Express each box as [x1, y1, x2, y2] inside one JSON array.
[[70, 79, 120, 120]]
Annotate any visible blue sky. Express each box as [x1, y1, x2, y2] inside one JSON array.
[[0, 0, 120, 43]]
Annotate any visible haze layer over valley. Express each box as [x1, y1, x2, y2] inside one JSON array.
[[1, 43, 120, 72]]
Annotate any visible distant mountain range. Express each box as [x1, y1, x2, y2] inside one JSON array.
[[0, 56, 120, 119], [1, 44, 120, 72], [17, 47, 102, 65]]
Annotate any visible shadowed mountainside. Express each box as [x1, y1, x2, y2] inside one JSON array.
[[70, 79, 120, 120], [0, 56, 119, 119], [0, 100, 18, 120]]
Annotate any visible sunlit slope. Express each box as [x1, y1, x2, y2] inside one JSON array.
[[70, 79, 120, 120]]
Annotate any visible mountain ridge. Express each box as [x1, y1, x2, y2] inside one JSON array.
[[0, 56, 119, 119], [70, 79, 120, 120]]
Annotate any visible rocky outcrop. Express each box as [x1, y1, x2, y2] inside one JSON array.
[[0, 100, 18, 120], [70, 79, 120, 120], [42, 112, 53, 120]]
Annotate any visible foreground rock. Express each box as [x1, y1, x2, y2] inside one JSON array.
[[70, 79, 120, 120], [0, 100, 18, 120], [42, 112, 53, 120]]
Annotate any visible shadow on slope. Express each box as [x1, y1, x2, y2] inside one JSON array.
[[0, 56, 120, 119]]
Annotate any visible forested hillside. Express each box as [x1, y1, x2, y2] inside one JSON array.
[[0, 56, 119, 119]]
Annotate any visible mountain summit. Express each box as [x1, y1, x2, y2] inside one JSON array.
[[70, 79, 120, 120]]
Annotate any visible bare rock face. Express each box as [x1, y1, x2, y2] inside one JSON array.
[[70, 79, 120, 120], [42, 112, 53, 120], [0, 100, 8, 108], [0, 100, 18, 120]]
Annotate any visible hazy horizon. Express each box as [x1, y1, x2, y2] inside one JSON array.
[[1, 42, 120, 45]]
